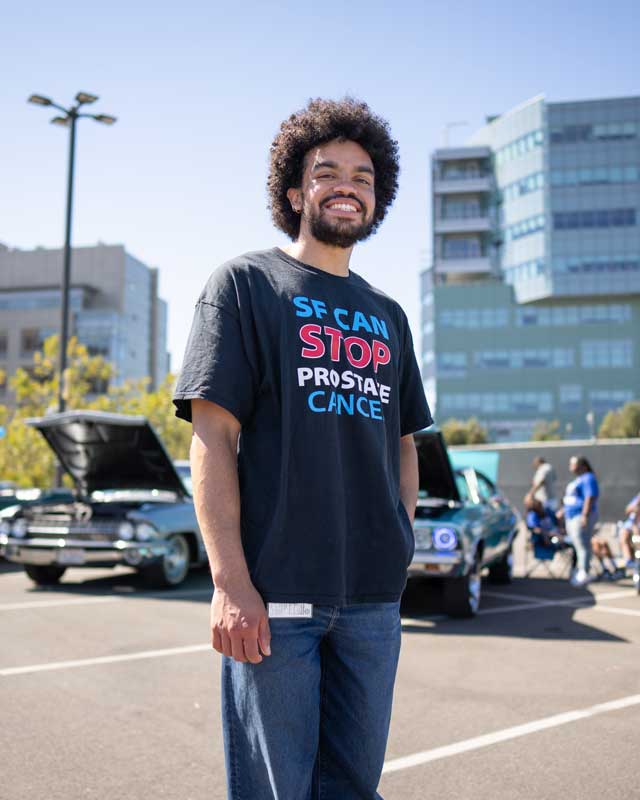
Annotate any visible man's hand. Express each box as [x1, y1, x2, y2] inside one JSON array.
[[211, 581, 271, 664]]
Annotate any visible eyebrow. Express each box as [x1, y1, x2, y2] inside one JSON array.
[[311, 159, 375, 176]]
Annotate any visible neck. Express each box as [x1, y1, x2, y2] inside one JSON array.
[[283, 230, 353, 277]]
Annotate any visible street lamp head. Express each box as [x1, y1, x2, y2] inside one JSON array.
[[93, 114, 117, 125], [28, 94, 53, 106], [75, 92, 99, 105], [50, 116, 70, 127]]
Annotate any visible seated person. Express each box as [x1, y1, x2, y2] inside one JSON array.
[[525, 496, 560, 547], [591, 531, 625, 580], [620, 492, 640, 571]]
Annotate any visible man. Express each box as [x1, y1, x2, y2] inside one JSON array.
[[173, 98, 432, 800], [528, 456, 557, 511]]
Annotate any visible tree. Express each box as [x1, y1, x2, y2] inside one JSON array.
[[0, 335, 190, 488], [598, 401, 640, 439], [531, 420, 562, 441], [440, 417, 489, 446]]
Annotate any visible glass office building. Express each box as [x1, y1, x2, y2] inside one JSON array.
[[0, 243, 170, 404], [423, 94, 640, 440]]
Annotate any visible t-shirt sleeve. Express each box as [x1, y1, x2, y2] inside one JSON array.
[[173, 267, 258, 424], [584, 473, 599, 498], [397, 310, 433, 436]]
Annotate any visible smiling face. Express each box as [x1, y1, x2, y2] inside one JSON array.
[[287, 138, 376, 249]]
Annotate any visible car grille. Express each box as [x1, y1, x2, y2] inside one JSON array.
[[26, 519, 120, 542]]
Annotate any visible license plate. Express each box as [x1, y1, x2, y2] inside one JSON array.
[[57, 549, 86, 565]]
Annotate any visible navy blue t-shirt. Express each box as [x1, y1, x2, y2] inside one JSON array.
[[173, 248, 433, 605]]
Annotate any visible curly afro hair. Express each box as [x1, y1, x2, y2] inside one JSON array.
[[268, 97, 400, 240]]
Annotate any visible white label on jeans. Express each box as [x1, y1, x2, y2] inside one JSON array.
[[268, 603, 313, 618]]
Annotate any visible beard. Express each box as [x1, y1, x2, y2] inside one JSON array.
[[306, 205, 375, 249]]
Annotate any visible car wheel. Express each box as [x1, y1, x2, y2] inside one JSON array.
[[443, 558, 482, 618], [488, 547, 513, 585], [24, 565, 66, 585], [140, 533, 191, 588]]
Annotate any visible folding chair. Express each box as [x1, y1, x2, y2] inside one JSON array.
[[524, 530, 576, 578]]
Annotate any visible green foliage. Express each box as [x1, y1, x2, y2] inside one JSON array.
[[0, 335, 190, 488], [598, 401, 640, 439], [440, 417, 489, 446], [531, 419, 562, 441]]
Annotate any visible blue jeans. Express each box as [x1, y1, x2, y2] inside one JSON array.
[[221, 601, 402, 800]]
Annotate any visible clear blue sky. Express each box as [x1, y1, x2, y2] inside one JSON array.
[[2, 0, 639, 368]]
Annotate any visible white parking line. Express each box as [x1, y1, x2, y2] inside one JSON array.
[[382, 693, 640, 774], [0, 588, 212, 612], [591, 605, 640, 618], [0, 643, 212, 677]]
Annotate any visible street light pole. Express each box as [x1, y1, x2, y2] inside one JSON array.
[[59, 108, 78, 413], [28, 92, 117, 414]]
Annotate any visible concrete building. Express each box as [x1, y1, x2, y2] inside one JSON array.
[[0, 242, 170, 403], [423, 94, 640, 441]]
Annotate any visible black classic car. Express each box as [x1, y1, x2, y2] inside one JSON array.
[[409, 430, 520, 618], [0, 411, 206, 587]]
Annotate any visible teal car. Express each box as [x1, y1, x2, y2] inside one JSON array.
[[410, 430, 519, 618], [0, 411, 206, 588]]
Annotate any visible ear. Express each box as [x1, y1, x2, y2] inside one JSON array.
[[287, 187, 302, 213]]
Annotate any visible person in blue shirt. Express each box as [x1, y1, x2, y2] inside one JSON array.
[[559, 456, 599, 586], [620, 492, 640, 571]]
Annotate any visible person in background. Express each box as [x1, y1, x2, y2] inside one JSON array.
[[559, 455, 599, 587], [591, 531, 624, 580], [527, 456, 557, 511], [620, 492, 640, 572], [524, 496, 558, 546]]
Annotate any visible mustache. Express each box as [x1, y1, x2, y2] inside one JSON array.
[[321, 194, 364, 212]]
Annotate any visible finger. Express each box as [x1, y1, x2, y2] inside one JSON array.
[[243, 636, 262, 665], [212, 628, 223, 653], [221, 631, 234, 658], [230, 633, 247, 663], [258, 616, 271, 656]]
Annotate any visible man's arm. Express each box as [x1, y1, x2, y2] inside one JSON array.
[[399, 434, 419, 524], [191, 398, 270, 664]]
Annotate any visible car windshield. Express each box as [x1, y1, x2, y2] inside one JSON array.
[[175, 464, 193, 496]]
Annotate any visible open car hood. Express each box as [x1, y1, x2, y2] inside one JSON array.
[[414, 429, 460, 502], [26, 411, 187, 497]]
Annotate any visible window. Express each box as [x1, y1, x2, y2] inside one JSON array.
[[553, 208, 636, 230], [442, 197, 483, 219], [437, 352, 467, 376], [550, 121, 637, 144], [589, 390, 633, 411], [495, 129, 544, 165], [0, 330, 7, 358], [502, 171, 544, 202], [504, 214, 545, 242], [550, 165, 638, 187], [559, 385, 582, 410], [581, 340, 633, 368], [443, 236, 482, 259]]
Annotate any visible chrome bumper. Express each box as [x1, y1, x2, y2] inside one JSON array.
[[408, 550, 465, 578], [0, 535, 170, 568]]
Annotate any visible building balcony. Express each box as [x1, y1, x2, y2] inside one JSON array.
[[433, 176, 493, 195], [434, 256, 493, 275], [435, 216, 492, 234]]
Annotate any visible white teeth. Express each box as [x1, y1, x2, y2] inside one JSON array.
[[329, 203, 358, 212]]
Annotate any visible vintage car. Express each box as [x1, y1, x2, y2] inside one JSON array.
[[0, 411, 206, 588], [410, 430, 520, 618]]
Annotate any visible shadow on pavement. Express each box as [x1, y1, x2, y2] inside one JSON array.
[[400, 575, 629, 643]]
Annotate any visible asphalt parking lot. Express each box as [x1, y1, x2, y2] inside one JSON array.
[[2, 543, 639, 800]]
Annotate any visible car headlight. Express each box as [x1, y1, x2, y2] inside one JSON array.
[[118, 521, 135, 541], [0, 519, 12, 537], [11, 518, 29, 538], [433, 526, 458, 551], [414, 528, 432, 549], [135, 522, 157, 542]]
